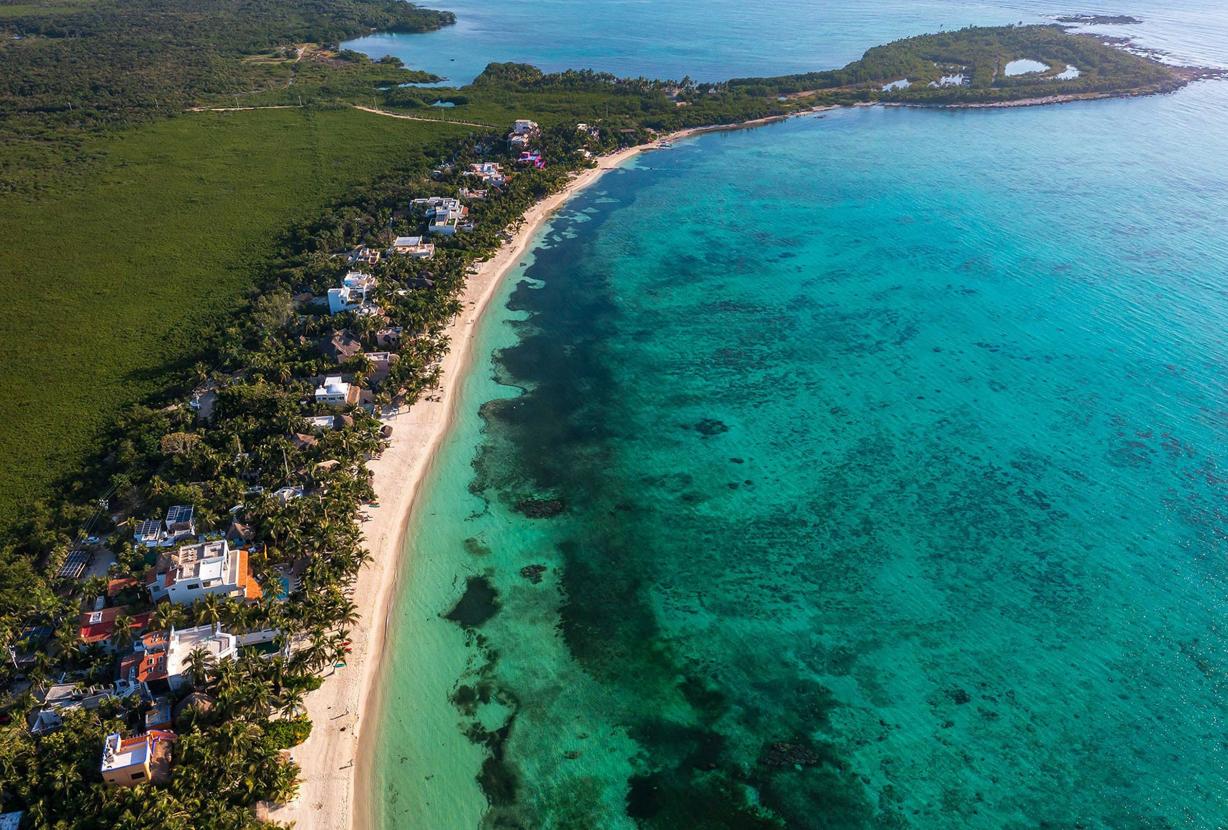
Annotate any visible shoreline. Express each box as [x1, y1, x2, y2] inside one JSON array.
[[262, 84, 1175, 828], [266, 134, 671, 830]]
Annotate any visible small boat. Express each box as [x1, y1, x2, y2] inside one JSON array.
[[656, 140, 675, 149]]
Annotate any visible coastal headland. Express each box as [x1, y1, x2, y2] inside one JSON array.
[[0, 7, 1220, 827]]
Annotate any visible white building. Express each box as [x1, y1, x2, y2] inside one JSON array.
[[101, 730, 174, 786], [389, 236, 435, 258], [508, 119, 540, 148], [165, 624, 237, 685], [272, 485, 304, 504], [121, 623, 238, 693], [306, 414, 338, 431], [327, 272, 376, 315], [133, 505, 195, 548], [147, 539, 261, 605], [314, 375, 357, 407], [466, 162, 507, 187], [411, 197, 469, 236]]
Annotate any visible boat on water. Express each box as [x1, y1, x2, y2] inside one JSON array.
[[656, 140, 675, 149]]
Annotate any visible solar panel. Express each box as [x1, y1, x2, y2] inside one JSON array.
[[165, 505, 194, 527], [58, 549, 92, 579]]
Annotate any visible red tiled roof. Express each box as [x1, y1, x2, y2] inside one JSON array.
[[106, 577, 139, 597], [120, 646, 169, 684], [79, 607, 152, 645], [236, 549, 262, 601]]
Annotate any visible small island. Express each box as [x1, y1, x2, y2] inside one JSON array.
[[731, 25, 1187, 108], [1056, 14, 1144, 25]]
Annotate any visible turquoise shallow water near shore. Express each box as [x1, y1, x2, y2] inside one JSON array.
[[373, 86, 1228, 827], [368, 2, 1228, 827]]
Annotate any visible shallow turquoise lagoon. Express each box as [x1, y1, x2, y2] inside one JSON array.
[[372, 76, 1228, 828]]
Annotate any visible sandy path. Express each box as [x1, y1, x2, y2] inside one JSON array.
[[351, 104, 496, 129]]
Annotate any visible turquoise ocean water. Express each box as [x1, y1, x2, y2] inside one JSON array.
[[365, 3, 1228, 828], [346, 0, 1228, 86]]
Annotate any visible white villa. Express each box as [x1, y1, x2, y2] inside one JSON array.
[[508, 119, 539, 148], [389, 235, 435, 258], [327, 272, 377, 315], [466, 161, 507, 187], [121, 623, 240, 694], [306, 414, 338, 431], [272, 485, 303, 503], [348, 246, 382, 267], [315, 375, 358, 407], [147, 539, 262, 605], [411, 196, 469, 236], [165, 624, 237, 683]]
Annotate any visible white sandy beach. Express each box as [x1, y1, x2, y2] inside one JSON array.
[[263, 109, 827, 829], [265, 139, 653, 830]]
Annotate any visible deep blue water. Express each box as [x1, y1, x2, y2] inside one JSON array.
[[368, 3, 1228, 828]]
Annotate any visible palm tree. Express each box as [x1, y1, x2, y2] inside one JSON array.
[[153, 601, 184, 631], [196, 593, 224, 626], [184, 646, 215, 689], [110, 611, 136, 652]]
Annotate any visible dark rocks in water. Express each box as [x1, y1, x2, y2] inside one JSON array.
[[444, 575, 499, 628], [464, 536, 492, 556], [729, 457, 744, 464], [626, 774, 663, 819], [949, 687, 972, 705], [520, 563, 547, 584], [515, 497, 565, 518], [1057, 13, 1141, 25], [478, 748, 518, 806], [690, 418, 730, 438], [759, 741, 825, 768]]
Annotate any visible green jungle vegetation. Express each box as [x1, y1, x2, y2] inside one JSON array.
[[0, 7, 1192, 827], [734, 24, 1183, 102], [0, 108, 469, 531]]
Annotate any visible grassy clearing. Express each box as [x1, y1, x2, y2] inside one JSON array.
[[0, 107, 466, 527]]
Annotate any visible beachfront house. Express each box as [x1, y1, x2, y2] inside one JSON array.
[[327, 272, 377, 316], [508, 119, 539, 148], [466, 161, 507, 187], [411, 197, 469, 236], [314, 375, 359, 408], [101, 730, 174, 787], [146, 539, 262, 606], [120, 623, 238, 694], [517, 150, 546, 169], [306, 414, 339, 432], [389, 235, 435, 258], [376, 326, 403, 348], [366, 351, 398, 384]]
